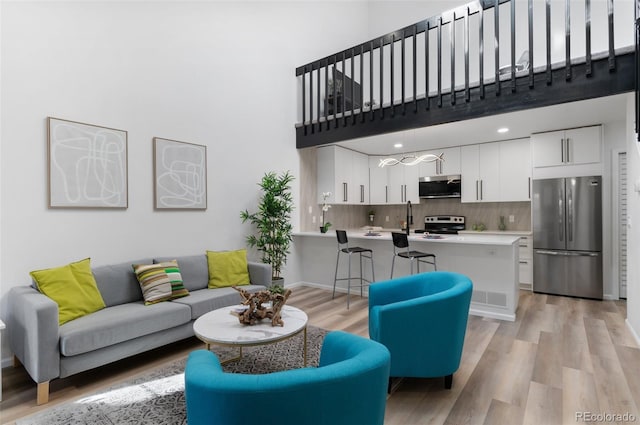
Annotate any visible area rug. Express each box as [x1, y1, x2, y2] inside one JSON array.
[[16, 326, 328, 425]]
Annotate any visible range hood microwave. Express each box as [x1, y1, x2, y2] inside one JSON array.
[[419, 175, 462, 199]]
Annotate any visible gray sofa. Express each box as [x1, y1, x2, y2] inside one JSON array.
[[6, 254, 271, 405]]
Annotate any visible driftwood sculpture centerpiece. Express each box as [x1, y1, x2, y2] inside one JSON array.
[[232, 286, 292, 327]]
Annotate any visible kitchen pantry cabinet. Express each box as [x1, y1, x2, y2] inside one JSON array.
[[532, 126, 601, 168], [387, 154, 420, 204], [519, 235, 533, 290], [417, 147, 461, 177], [461, 138, 531, 203], [317, 145, 369, 205]]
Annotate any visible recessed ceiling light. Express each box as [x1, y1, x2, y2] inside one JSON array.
[[497, 127, 509, 133], [394, 143, 403, 148]]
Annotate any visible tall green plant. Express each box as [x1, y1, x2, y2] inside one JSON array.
[[240, 171, 294, 280]]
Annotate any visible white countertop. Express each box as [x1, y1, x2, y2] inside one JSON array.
[[294, 230, 520, 246], [458, 230, 532, 236]]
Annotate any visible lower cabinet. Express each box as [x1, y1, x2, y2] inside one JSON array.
[[519, 236, 533, 290]]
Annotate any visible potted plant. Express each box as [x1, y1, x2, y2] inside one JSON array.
[[320, 192, 332, 233], [241, 171, 294, 287]]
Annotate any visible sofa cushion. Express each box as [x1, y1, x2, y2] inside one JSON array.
[[92, 259, 152, 307], [171, 285, 266, 320], [207, 249, 250, 288], [30, 258, 106, 325], [154, 255, 208, 292], [157, 260, 190, 299], [132, 263, 174, 305], [59, 300, 192, 356]]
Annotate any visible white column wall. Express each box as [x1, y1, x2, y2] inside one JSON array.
[[626, 95, 640, 344]]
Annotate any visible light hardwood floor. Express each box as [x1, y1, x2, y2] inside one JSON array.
[[1, 287, 639, 425]]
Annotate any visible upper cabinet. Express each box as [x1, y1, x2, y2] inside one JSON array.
[[417, 147, 461, 177], [461, 138, 531, 203], [317, 145, 369, 205], [369, 156, 388, 205], [386, 154, 420, 204], [531, 126, 602, 178]]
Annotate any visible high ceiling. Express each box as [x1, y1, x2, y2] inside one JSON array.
[[335, 93, 631, 155]]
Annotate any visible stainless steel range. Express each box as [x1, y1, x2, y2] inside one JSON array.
[[416, 216, 465, 234]]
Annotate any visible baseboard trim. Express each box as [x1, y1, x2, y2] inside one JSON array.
[[626, 319, 640, 347], [469, 308, 516, 322]]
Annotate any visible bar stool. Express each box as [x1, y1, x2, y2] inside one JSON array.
[[390, 232, 437, 278], [333, 230, 375, 309]]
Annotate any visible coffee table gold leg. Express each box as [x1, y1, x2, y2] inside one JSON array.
[[303, 326, 308, 366]]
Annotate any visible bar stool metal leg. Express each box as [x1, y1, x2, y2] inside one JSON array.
[[333, 249, 341, 299]]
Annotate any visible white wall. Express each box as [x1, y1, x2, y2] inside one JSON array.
[[0, 1, 369, 362], [626, 96, 640, 344]]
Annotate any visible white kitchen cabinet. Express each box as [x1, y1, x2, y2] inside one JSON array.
[[462, 139, 531, 203], [317, 145, 369, 205], [499, 138, 531, 202], [417, 146, 461, 177], [461, 143, 500, 202], [518, 236, 533, 290], [532, 126, 601, 168], [369, 156, 388, 204], [387, 154, 420, 204]]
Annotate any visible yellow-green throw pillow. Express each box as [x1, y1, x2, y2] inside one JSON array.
[[155, 260, 189, 299], [132, 263, 174, 305], [30, 258, 106, 326], [207, 249, 250, 288]]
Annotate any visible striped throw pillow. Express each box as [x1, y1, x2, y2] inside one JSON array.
[[156, 260, 190, 299], [132, 263, 173, 305]]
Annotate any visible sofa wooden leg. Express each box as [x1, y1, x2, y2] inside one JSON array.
[[37, 381, 50, 405], [444, 374, 453, 389]]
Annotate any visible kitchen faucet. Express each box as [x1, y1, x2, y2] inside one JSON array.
[[406, 200, 413, 235]]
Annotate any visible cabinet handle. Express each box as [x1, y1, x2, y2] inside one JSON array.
[[480, 180, 483, 200], [566, 138, 571, 163], [404, 185, 407, 202], [560, 138, 564, 163], [360, 185, 364, 203], [385, 185, 388, 203], [528, 177, 531, 199], [519, 260, 528, 264], [476, 180, 479, 200], [343, 182, 348, 202]]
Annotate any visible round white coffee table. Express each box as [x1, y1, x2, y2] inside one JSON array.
[[193, 305, 309, 366]]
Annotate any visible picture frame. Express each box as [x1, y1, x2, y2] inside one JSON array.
[[48, 117, 128, 208], [153, 137, 207, 210]]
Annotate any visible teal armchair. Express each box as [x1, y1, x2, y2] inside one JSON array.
[[368, 271, 472, 389], [184, 330, 391, 425]]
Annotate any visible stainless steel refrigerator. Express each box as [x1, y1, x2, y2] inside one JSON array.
[[532, 176, 603, 299]]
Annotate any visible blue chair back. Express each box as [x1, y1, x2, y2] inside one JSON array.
[[185, 330, 390, 425]]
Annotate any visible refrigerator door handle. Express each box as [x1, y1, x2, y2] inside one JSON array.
[[558, 196, 564, 242], [564, 251, 600, 257], [535, 250, 561, 256], [567, 185, 573, 242]]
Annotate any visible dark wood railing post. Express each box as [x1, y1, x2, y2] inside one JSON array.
[[480, 7, 485, 99], [565, 0, 572, 81], [302, 66, 306, 134], [370, 41, 374, 121], [465, 7, 470, 102], [438, 17, 443, 107], [608, 0, 616, 70], [528, 0, 534, 87], [401, 30, 406, 114], [425, 23, 430, 109], [451, 11, 456, 106], [309, 65, 314, 133], [511, 0, 516, 92], [586, 0, 592, 76], [391, 33, 395, 117], [380, 36, 385, 119], [546, 0, 552, 85], [494, 0, 501, 96], [413, 25, 418, 112]]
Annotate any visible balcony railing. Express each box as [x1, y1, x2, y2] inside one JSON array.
[[295, 0, 636, 148]]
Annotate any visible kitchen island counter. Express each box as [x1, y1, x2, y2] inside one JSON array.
[[293, 230, 520, 321]]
